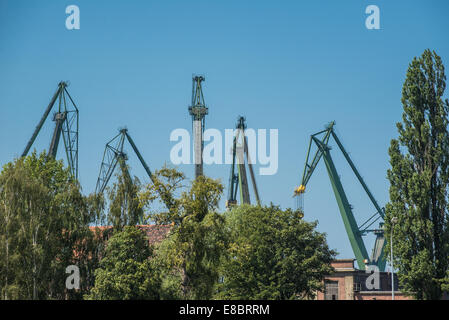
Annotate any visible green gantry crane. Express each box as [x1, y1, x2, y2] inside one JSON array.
[[294, 121, 386, 271], [226, 116, 260, 209], [22, 81, 79, 179], [95, 128, 173, 211]]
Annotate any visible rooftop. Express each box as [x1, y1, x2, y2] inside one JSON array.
[[89, 224, 173, 246]]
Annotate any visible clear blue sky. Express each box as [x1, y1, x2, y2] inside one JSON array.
[[1, 0, 449, 262]]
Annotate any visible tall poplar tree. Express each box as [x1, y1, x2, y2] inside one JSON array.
[[385, 49, 449, 299]]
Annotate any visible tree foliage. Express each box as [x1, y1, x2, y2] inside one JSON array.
[[139, 166, 185, 224], [385, 49, 449, 299], [85, 226, 161, 300], [0, 155, 337, 300], [140, 170, 227, 299], [215, 204, 336, 300], [106, 162, 144, 229], [0, 152, 99, 300]]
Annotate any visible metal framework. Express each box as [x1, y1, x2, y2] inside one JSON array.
[[294, 121, 386, 271], [226, 116, 260, 209], [95, 128, 172, 210], [95, 129, 127, 194], [22, 81, 79, 179], [188, 75, 208, 178]]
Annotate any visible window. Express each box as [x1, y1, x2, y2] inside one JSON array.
[[324, 281, 339, 300], [353, 282, 362, 292]]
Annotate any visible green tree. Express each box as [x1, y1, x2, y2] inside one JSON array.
[[215, 204, 336, 300], [385, 49, 449, 300], [85, 226, 161, 300], [106, 162, 144, 229], [139, 166, 185, 224], [140, 170, 227, 299], [0, 152, 94, 299]]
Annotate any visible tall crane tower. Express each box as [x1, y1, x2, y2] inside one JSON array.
[[226, 116, 260, 209], [294, 122, 386, 271], [95, 128, 173, 211], [22, 81, 79, 179], [188, 75, 208, 179]]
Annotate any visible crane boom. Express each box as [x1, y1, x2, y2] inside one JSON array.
[[331, 131, 384, 219], [294, 122, 386, 271], [315, 136, 370, 269], [95, 128, 172, 211], [95, 130, 126, 194], [123, 130, 154, 182], [22, 83, 63, 157], [22, 82, 79, 179]]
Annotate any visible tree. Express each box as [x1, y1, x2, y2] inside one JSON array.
[[85, 226, 161, 300], [0, 151, 94, 299], [385, 49, 449, 300], [106, 162, 144, 229], [139, 170, 227, 299], [215, 204, 336, 300], [139, 166, 185, 224]]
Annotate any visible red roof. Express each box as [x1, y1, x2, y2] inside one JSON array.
[[137, 224, 173, 245], [89, 224, 173, 246]]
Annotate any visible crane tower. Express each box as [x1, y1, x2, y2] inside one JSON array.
[[188, 75, 208, 178], [226, 116, 260, 209]]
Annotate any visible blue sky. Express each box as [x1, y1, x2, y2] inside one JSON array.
[[1, 0, 449, 262]]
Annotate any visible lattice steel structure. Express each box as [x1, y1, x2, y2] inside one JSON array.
[[95, 128, 172, 211], [22, 81, 79, 179], [226, 116, 260, 209], [188, 75, 208, 179]]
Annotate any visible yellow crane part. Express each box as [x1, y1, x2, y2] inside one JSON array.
[[294, 184, 306, 195]]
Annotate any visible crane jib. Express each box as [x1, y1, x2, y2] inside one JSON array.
[[294, 122, 386, 271]]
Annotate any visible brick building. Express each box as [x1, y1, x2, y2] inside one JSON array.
[[316, 259, 411, 300], [89, 224, 173, 246]]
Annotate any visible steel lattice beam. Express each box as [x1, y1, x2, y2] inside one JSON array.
[[95, 128, 172, 211]]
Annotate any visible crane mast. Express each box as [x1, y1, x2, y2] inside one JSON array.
[[188, 75, 208, 179], [294, 122, 386, 271], [226, 116, 260, 209]]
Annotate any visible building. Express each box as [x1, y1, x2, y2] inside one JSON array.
[[316, 259, 411, 300], [89, 224, 172, 246]]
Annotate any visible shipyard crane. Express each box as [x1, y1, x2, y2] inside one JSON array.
[[22, 81, 79, 178], [188, 75, 208, 179], [294, 121, 386, 271], [95, 128, 172, 211], [226, 116, 260, 209]]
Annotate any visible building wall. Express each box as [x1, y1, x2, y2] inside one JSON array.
[[354, 292, 410, 300], [316, 259, 412, 300]]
